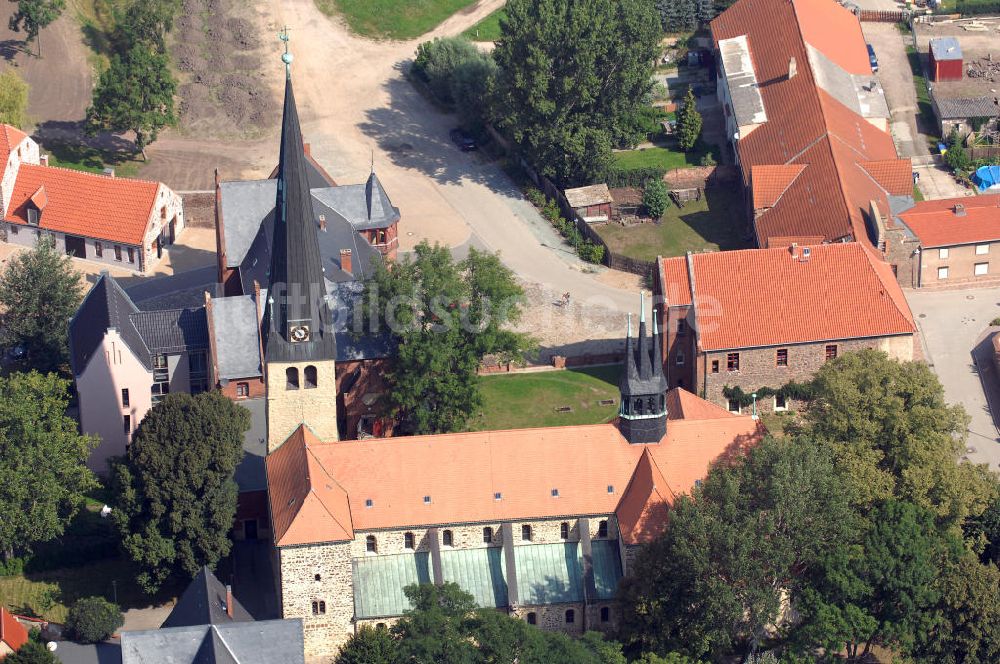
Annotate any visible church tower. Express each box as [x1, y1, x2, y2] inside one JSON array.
[[618, 295, 669, 444], [264, 42, 340, 451]]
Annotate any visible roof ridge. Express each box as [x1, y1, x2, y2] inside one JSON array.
[[857, 242, 915, 326], [303, 438, 355, 537], [19, 161, 161, 189]]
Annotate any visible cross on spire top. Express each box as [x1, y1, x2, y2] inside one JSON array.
[[279, 26, 293, 78]]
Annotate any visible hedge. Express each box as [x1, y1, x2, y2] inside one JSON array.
[[605, 166, 667, 188]]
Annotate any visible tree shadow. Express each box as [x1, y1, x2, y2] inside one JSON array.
[[33, 120, 140, 166], [358, 65, 522, 196], [0, 38, 26, 61]]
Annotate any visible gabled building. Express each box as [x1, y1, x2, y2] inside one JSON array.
[[712, 0, 913, 252], [120, 567, 305, 664], [0, 125, 184, 274], [655, 244, 917, 413], [0, 607, 29, 659]]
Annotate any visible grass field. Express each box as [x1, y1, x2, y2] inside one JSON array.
[[595, 187, 749, 261], [44, 143, 141, 178], [462, 8, 505, 41], [469, 366, 621, 431], [613, 139, 718, 171], [315, 0, 479, 40]]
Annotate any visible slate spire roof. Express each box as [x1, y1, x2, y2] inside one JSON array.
[[161, 566, 252, 628], [620, 295, 669, 398], [264, 75, 337, 362]]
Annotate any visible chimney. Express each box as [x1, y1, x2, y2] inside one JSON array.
[[225, 585, 233, 618], [789, 242, 799, 259], [340, 248, 353, 275], [318, 214, 326, 231], [39, 154, 48, 167], [955, 203, 966, 217], [788, 56, 797, 79], [102, 167, 115, 178]]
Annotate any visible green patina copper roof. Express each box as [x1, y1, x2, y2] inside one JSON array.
[[514, 542, 584, 604], [440, 546, 508, 608], [353, 551, 431, 619], [591, 540, 623, 600]]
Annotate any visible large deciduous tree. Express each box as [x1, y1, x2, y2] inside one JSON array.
[[618, 437, 855, 660], [361, 242, 531, 434], [111, 391, 250, 593], [0, 236, 83, 374], [8, 0, 65, 57], [85, 44, 176, 160], [0, 67, 29, 128], [804, 349, 996, 530], [65, 596, 124, 644], [335, 624, 398, 664], [492, 0, 660, 186], [0, 371, 97, 560]]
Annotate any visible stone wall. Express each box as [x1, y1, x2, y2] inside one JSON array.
[[279, 542, 355, 661], [512, 603, 586, 634], [266, 359, 339, 450], [699, 334, 915, 412]]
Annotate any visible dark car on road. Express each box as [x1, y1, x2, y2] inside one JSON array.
[[867, 44, 878, 72], [450, 128, 477, 152]]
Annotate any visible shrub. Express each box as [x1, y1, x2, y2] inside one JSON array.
[[65, 597, 123, 644], [643, 179, 669, 218], [606, 166, 667, 188], [990, 317, 1000, 326], [945, 128, 971, 173], [410, 37, 489, 108], [700, 152, 716, 167], [578, 241, 606, 264], [676, 87, 703, 151], [0, 556, 26, 576]]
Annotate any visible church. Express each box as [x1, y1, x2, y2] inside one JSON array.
[[257, 69, 764, 658]]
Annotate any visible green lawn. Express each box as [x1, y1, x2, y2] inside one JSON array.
[[913, 183, 925, 202], [44, 142, 141, 178], [595, 187, 749, 261], [462, 8, 505, 41], [905, 46, 938, 137], [613, 139, 718, 171], [315, 0, 479, 39], [469, 366, 621, 431]]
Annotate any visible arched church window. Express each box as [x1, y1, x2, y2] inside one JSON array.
[[286, 367, 299, 390], [304, 365, 318, 389]]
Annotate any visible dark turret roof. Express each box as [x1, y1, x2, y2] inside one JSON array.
[[263, 77, 337, 363], [620, 307, 668, 397]]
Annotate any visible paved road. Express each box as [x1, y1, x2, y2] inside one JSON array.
[[906, 287, 1000, 470]]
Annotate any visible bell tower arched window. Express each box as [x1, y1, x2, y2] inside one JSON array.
[[304, 365, 317, 389], [286, 367, 299, 390]]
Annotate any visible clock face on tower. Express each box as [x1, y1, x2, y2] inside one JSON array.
[[290, 325, 311, 342]]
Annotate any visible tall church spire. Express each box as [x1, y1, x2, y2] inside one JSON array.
[[265, 38, 336, 362], [619, 295, 669, 444]]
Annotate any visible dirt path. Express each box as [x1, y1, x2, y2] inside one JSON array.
[[863, 22, 930, 159]]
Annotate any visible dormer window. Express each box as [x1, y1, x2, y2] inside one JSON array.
[[26, 208, 38, 226]]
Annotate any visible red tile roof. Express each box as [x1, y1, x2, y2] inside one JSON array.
[[5, 164, 160, 245], [266, 389, 764, 547], [659, 243, 915, 351], [0, 125, 27, 158], [666, 387, 737, 420], [616, 449, 674, 545], [898, 195, 1000, 248], [859, 160, 914, 196], [1, 607, 29, 654], [751, 164, 806, 209], [712, 0, 910, 248]]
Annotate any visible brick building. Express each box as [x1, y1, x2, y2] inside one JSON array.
[[0, 125, 184, 274], [712, 0, 914, 257], [655, 244, 917, 413]]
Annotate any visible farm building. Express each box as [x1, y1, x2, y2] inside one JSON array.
[[564, 183, 612, 222], [929, 37, 962, 82]]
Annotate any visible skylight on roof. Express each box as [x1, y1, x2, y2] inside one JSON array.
[[365, 499, 373, 508], [423, 495, 431, 504], [607, 485, 615, 494], [494, 492, 502, 501], [551, 488, 559, 497]]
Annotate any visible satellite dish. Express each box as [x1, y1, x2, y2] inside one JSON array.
[[47, 642, 58, 652], [100, 505, 112, 518]]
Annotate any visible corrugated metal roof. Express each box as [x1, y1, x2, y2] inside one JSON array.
[[353, 551, 431, 619], [440, 547, 508, 608], [930, 37, 962, 62]]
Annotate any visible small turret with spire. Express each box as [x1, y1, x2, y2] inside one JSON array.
[[618, 293, 669, 444]]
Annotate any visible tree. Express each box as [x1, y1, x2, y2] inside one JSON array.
[[451, 55, 498, 129], [0, 67, 29, 128], [642, 179, 669, 218], [5, 640, 59, 664], [112, 0, 181, 53], [361, 242, 531, 434], [656, 0, 697, 32], [619, 437, 856, 660], [0, 371, 97, 560], [85, 44, 176, 160], [964, 490, 1000, 565], [675, 87, 702, 151], [911, 554, 1000, 664], [65, 596, 123, 644], [944, 127, 970, 173], [794, 500, 959, 658], [7, 0, 65, 57], [111, 391, 250, 593], [0, 236, 83, 374], [492, 0, 661, 186], [412, 37, 483, 106], [335, 624, 398, 664], [392, 583, 478, 664], [804, 349, 996, 531]]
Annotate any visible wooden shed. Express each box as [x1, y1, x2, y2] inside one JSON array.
[[564, 184, 612, 223], [929, 37, 963, 83]]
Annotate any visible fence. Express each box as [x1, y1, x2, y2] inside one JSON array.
[[858, 9, 908, 22], [969, 145, 1000, 161]]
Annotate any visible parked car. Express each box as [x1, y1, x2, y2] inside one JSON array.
[[867, 44, 879, 72], [449, 128, 477, 152]]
